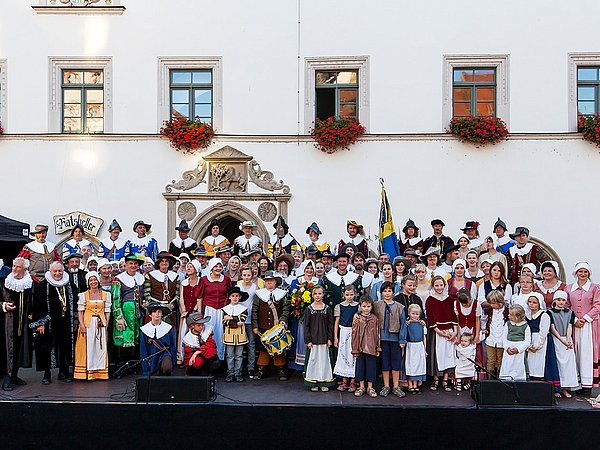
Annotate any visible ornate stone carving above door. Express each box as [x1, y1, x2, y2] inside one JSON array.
[[163, 145, 292, 242]]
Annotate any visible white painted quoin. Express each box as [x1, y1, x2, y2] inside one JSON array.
[[0, 1, 599, 280]]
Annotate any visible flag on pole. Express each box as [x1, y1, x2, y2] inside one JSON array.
[[378, 178, 400, 260]]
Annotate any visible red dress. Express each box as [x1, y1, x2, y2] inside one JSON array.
[[182, 280, 201, 312], [448, 278, 474, 304], [198, 274, 231, 309]]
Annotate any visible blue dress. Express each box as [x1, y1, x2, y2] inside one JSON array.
[[405, 321, 427, 381]]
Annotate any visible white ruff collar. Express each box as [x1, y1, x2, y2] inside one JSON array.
[[326, 271, 359, 287], [45, 271, 70, 287], [256, 288, 287, 302], [101, 237, 127, 249], [5, 272, 33, 292], [497, 236, 512, 246], [203, 235, 227, 246], [116, 271, 145, 288], [141, 321, 172, 340], [205, 273, 225, 283], [182, 326, 213, 348], [172, 237, 196, 248], [346, 236, 365, 245], [131, 235, 151, 246], [509, 243, 533, 257], [149, 269, 178, 282], [27, 241, 56, 253], [222, 303, 248, 316]]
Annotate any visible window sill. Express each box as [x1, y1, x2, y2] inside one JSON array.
[[32, 6, 125, 15]]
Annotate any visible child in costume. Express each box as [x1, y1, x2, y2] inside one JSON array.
[[182, 312, 217, 376], [351, 296, 380, 398], [455, 333, 476, 391], [405, 304, 427, 394], [222, 286, 249, 383], [333, 285, 359, 392], [548, 290, 579, 397], [499, 305, 531, 381], [303, 285, 336, 391]]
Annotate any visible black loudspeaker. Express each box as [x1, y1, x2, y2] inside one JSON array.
[[136, 376, 216, 403], [473, 380, 555, 407]]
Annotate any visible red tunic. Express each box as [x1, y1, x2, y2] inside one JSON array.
[[183, 335, 217, 373], [198, 274, 231, 309], [455, 299, 477, 332], [182, 282, 201, 312], [425, 295, 458, 332]]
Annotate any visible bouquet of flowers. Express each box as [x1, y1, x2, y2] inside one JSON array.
[[578, 114, 600, 147], [310, 117, 365, 154], [448, 116, 508, 146], [160, 117, 215, 154], [289, 282, 315, 320]]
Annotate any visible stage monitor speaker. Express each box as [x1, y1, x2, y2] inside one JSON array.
[[136, 376, 215, 403], [473, 380, 555, 407]]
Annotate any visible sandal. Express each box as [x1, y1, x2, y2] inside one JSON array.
[[442, 380, 452, 392], [347, 381, 357, 393], [311, 386, 319, 392], [463, 382, 471, 391], [354, 387, 365, 397], [337, 382, 348, 392], [455, 379, 462, 391], [430, 380, 439, 391], [367, 388, 378, 398]]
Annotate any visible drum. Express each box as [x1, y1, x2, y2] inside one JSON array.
[[260, 324, 294, 356]]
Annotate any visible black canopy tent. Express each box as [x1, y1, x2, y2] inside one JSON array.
[[0, 215, 30, 267]]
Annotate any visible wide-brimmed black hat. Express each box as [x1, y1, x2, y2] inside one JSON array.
[[227, 285, 249, 302], [215, 245, 233, 255], [273, 216, 289, 234], [493, 217, 507, 232], [393, 256, 413, 271], [461, 221, 480, 232], [340, 243, 358, 256], [430, 219, 445, 227], [175, 220, 191, 232], [133, 220, 152, 234], [334, 252, 351, 262], [241, 248, 262, 259], [155, 251, 177, 269], [442, 244, 461, 257], [403, 248, 419, 258], [509, 226, 530, 239], [402, 219, 419, 233], [146, 301, 171, 316]]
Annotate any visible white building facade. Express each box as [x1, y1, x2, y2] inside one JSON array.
[[1, 0, 599, 278]]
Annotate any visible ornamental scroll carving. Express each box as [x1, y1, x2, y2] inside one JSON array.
[[248, 159, 290, 194], [165, 160, 207, 193]]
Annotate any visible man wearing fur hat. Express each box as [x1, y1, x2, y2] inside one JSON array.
[[201, 218, 230, 255], [182, 312, 217, 375], [130, 220, 159, 261], [251, 270, 290, 380], [19, 224, 59, 280], [169, 220, 198, 257], [98, 219, 130, 262], [337, 220, 369, 258], [268, 216, 299, 258]]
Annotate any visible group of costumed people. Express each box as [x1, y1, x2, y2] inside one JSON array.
[[0, 215, 598, 401]]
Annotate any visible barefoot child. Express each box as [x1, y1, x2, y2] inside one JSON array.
[[405, 304, 427, 393], [333, 285, 359, 392], [303, 285, 336, 391], [351, 296, 381, 398]]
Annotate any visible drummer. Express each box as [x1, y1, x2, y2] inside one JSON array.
[[251, 270, 291, 381]]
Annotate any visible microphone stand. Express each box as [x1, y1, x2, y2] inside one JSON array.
[[467, 356, 520, 406], [114, 346, 169, 405]]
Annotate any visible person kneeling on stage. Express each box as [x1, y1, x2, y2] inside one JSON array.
[[140, 302, 177, 376], [182, 312, 217, 375]]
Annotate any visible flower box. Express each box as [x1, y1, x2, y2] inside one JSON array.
[[160, 117, 214, 154], [448, 116, 508, 146], [310, 117, 365, 154], [578, 114, 600, 147]]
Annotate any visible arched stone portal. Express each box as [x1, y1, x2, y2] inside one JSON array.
[[190, 200, 270, 247], [163, 145, 291, 247]]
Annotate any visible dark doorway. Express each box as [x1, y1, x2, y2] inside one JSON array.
[[199, 215, 242, 247]]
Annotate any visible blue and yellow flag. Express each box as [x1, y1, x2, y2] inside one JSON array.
[[379, 179, 400, 260]]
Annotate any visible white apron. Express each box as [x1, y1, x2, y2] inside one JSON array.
[[333, 326, 355, 377], [205, 305, 224, 360], [86, 316, 107, 371], [574, 322, 594, 387], [435, 335, 456, 371], [305, 344, 334, 383], [455, 345, 476, 378], [405, 341, 426, 376], [527, 332, 547, 378], [295, 324, 307, 367], [499, 344, 527, 381], [553, 335, 580, 388]]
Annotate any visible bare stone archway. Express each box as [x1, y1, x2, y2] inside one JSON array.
[[189, 200, 270, 247], [530, 236, 566, 282]]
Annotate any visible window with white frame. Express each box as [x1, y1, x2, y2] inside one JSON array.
[[305, 56, 369, 132], [569, 53, 600, 131], [49, 57, 112, 133], [158, 57, 222, 131], [443, 55, 509, 128]]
